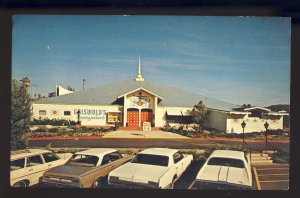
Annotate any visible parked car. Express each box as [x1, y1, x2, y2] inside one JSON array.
[[42, 148, 133, 188], [108, 148, 193, 189], [10, 149, 69, 187], [190, 150, 252, 190]]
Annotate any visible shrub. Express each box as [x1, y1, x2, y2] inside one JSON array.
[[34, 127, 48, 132], [31, 118, 77, 126], [272, 148, 289, 164], [48, 127, 59, 132]]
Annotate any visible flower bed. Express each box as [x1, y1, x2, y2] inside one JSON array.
[[26, 131, 104, 138]]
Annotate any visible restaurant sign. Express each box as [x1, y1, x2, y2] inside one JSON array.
[[74, 108, 107, 121]]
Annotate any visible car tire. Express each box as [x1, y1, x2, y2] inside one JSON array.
[[169, 176, 176, 189], [92, 177, 106, 188], [13, 180, 28, 187]]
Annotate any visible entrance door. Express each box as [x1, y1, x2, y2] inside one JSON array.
[[127, 109, 139, 127], [141, 109, 153, 126]]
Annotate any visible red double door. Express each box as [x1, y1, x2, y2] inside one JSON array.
[[127, 110, 152, 127]]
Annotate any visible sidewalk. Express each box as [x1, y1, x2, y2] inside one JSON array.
[[103, 130, 190, 139]]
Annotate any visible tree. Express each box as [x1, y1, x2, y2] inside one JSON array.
[[186, 101, 208, 131], [11, 79, 32, 149]]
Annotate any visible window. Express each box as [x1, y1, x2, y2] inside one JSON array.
[[248, 111, 262, 118], [39, 110, 46, 115], [67, 154, 99, 167], [173, 152, 184, 164], [101, 154, 111, 165], [11, 158, 25, 171], [166, 115, 193, 124], [131, 154, 169, 167], [26, 155, 44, 167], [108, 152, 122, 161], [43, 153, 59, 163], [207, 157, 245, 168], [64, 111, 71, 116]]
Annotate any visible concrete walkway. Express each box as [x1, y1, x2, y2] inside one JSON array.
[[103, 130, 190, 139]]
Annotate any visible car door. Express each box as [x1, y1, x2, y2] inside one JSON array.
[[25, 154, 47, 185], [10, 157, 26, 186], [173, 152, 184, 176]]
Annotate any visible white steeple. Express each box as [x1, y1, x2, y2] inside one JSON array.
[[135, 54, 144, 82]]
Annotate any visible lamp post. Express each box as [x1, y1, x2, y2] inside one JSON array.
[[77, 109, 81, 124], [264, 121, 269, 152], [241, 121, 246, 149]]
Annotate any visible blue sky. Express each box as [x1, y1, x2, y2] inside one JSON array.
[[12, 15, 290, 106]]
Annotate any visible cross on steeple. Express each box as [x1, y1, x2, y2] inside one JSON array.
[[135, 54, 144, 82]]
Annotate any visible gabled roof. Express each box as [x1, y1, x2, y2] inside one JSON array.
[[34, 79, 241, 111]]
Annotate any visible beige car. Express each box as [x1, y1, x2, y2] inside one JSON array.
[[10, 149, 68, 187], [42, 148, 133, 188]]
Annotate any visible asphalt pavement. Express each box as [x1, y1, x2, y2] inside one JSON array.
[[253, 164, 289, 190], [28, 138, 289, 152]]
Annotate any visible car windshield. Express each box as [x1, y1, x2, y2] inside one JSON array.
[[67, 154, 99, 167], [131, 154, 169, 167], [207, 157, 245, 168]]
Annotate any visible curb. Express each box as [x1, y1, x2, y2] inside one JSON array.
[[26, 136, 289, 142]]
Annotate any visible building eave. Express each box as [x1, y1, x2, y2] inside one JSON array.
[[117, 87, 164, 100]]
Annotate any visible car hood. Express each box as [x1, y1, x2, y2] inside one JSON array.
[[44, 164, 93, 178], [196, 165, 250, 186], [110, 162, 169, 183]]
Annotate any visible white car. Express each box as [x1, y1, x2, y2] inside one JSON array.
[[108, 148, 193, 189], [191, 150, 252, 190], [10, 149, 69, 187]]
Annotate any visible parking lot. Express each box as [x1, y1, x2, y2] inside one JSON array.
[[253, 164, 289, 190], [33, 160, 289, 190]]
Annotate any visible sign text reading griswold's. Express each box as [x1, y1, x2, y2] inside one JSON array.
[[74, 108, 106, 121]]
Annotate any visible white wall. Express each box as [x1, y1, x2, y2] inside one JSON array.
[[226, 114, 284, 133], [32, 103, 120, 126]]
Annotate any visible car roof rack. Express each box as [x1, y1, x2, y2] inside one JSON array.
[[11, 149, 31, 155]]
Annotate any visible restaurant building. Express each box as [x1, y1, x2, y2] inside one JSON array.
[[32, 57, 288, 133]]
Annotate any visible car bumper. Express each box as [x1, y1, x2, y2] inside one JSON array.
[[109, 180, 160, 189], [42, 179, 81, 188], [190, 180, 252, 190]]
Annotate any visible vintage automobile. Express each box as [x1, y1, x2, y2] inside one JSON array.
[[190, 150, 253, 190], [108, 148, 193, 189], [42, 148, 133, 188], [10, 149, 69, 187]]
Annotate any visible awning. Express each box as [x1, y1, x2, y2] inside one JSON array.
[[166, 109, 185, 116]]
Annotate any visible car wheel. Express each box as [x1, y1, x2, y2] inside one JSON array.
[[93, 177, 106, 188], [169, 177, 176, 189], [13, 180, 28, 187]]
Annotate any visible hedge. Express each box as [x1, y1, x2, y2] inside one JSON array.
[[31, 118, 77, 126]]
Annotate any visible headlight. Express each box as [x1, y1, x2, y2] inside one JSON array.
[[109, 176, 119, 182]]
